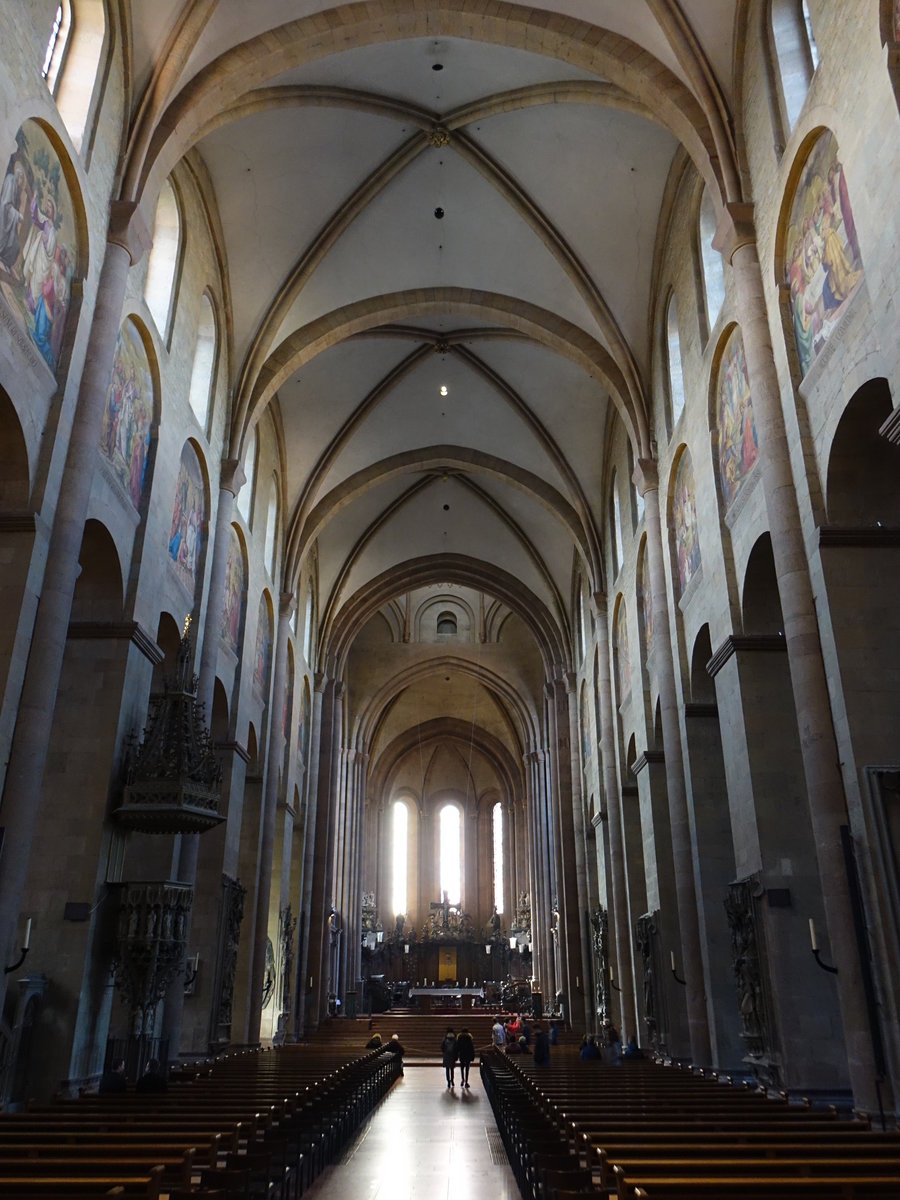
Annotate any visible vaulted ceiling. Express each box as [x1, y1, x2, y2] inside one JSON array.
[[126, 1, 739, 682]]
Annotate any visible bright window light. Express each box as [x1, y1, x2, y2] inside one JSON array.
[[392, 801, 408, 916], [492, 802, 504, 914], [439, 804, 461, 905]]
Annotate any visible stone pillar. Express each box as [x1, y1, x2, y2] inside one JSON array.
[[546, 676, 587, 1026], [715, 204, 880, 1109], [247, 591, 295, 1042], [564, 673, 595, 1030], [162, 458, 245, 1056], [592, 594, 638, 1038], [197, 460, 246, 714], [295, 675, 325, 1035], [0, 204, 151, 1004], [633, 459, 712, 1066]]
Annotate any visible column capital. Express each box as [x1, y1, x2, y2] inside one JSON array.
[[713, 201, 758, 264], [562, 670, 577, 695], [314, 670, 328, 693], [633, 457, 659, 497], [279, 591, 296, 621], [107, 201, 153, 265], [589, 591, 608, 620], [220, 458, 246, 497]]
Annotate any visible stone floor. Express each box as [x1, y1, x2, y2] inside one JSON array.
[[303, 1064, 520, 1200]]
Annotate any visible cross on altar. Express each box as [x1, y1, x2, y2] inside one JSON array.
[[430, 890, 452, 929]]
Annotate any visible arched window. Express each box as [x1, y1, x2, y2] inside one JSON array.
[[392, 801, 409, 917], [144, 179, 181, 340], [699, 189, 726, 331], [771, 0, 819, 132], [439, 804, 461, 906], [628, 441, 645, 526], [492, 802, 505, 915], [46, 0, 106, 154], [436, 610, 457, 637], [41, 4, 68, 86], [611, 470, 624, 576], [302, 586, 314, 664], [265, 481, 279, 577], [666, 295, 686, 429], [237, 426, 256, 523], [188, 295, 217, 429]]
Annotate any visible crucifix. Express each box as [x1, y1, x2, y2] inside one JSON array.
[[430, 890, 451, 929]]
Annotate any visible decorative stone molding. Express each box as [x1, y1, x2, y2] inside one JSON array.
[[633, 457, 659, 497], [112, 880, 193, 1033], [818, 526, 900, 548], [631, 749, 665, 775], [724, 876, 780, 1088], [67, 621, 164, 666], [707, 634, 787, 678]]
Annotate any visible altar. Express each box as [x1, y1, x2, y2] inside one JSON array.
[[408, 986, 485, 1012]]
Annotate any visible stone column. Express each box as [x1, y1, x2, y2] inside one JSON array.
[[0, 204, 150, 1002], [592, 594, 638, 1038], [295, 675, 325, 1035], [633, 459, 712, 1066], [197, 460, 246, 714], [546, 676, 587, 1026], [715, 205, 879, 1109], [247, 591, 295, 1042], [162, 458, 245, 1055], [565, 673, 595, 1030]]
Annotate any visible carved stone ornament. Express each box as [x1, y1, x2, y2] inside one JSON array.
[[279, 904, 297, 1014], [724, 876, 780, 1087], [117, 624, 224, 834], [590, 905, 609, 1022], [635, 911, 659, 1052], [428, 126, 451, 148], [214, 874, 246, 1040], [113, 881, 193, 1033]]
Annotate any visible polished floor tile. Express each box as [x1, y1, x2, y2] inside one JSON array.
[[303, 1066, 520, 1200]]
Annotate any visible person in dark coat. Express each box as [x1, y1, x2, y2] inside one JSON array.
[[441, 1027, 458, 1088], [456, 1027, 475, 1088], [135, 1058, 168, 1093], [532, 1022, 550, 1066], [580, 1034, 601, 1061]]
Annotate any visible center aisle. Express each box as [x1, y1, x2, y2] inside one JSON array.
[[303, 1064, 520, 1200]]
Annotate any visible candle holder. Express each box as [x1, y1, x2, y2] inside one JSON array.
[[4, 945, 30, 975]]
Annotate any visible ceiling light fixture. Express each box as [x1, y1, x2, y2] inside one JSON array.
[[440, 385, 448, 396]]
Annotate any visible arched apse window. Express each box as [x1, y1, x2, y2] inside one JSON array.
[[666, 295, 686, 430], [771, 0, 820, 132], [436, 610, 457, 637], [264, 480, 279, 577], [699, 189, 726, 331], [144, 179, 181, 340], [392, 800, 409, 917], [492, 802, 504, 914], [237, 426, 256, 523], [439, 804, 461, 906], [188, 294, 217, 430], [611, 470, 625, 577]]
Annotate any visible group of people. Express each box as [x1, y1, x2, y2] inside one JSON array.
[[440, 1027, 476, 1088], [97, 1058, 168, 1094], [579, 1025, 642, 1064], [491, 1013, 551, 1065]]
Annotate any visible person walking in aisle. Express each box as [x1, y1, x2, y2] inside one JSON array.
[[441, 1027, 458, 1089], [456, 1027, 475, 1088]]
